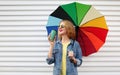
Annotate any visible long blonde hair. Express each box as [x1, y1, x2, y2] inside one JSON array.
[[58, 20, 76, 40]]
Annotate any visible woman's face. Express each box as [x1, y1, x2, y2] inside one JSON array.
[[58, 22, 67, 35]]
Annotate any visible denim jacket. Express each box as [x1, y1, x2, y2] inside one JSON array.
[[46, 39, 82, 75]]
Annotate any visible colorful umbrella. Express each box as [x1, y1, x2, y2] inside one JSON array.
[[46, 2, 108, 56]]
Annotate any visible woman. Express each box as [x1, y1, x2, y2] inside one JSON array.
[[46, 20, 82, 75]]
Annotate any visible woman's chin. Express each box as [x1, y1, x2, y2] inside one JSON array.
[[59, 33, 66, 36]]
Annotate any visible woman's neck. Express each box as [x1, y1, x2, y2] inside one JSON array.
[[61, 35, 70, 43]]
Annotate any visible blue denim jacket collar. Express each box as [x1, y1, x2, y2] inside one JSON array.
[[56, 39, 74, 46]]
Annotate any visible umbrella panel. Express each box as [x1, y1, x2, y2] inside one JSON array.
[[81, 29, 104, 51], [46, 26, 58, 35], [80, 6, 103, 25], [46, 16, 62, 27], [61, 2, 77, 26], [50, 6, 76, 26], [76, 2, 91, 25], [80, 27, 108, 42], [77, 29, 96, 56], [81, 16, 108, 29]]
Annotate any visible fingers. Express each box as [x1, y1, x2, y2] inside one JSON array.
[[48, 34, 51, 39], [68, 51, 75, 63], [68, 51, 74, 57], [48, 34, 56, 42], [53, 36, 57, 42], [68, 51, 74, 60], [48, 34, 55, 46]]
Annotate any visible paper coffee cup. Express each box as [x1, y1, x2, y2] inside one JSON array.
[[50, 30, 57, 41]]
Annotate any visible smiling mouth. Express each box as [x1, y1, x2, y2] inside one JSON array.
[[59, 29, 63, 32]]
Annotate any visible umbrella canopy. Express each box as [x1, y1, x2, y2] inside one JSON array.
[[46, 2, 108, 56]]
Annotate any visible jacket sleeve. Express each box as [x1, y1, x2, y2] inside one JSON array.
[[46, 55, 55, 65], [75, 41, 82, 67], [46, 43, 56, 65]]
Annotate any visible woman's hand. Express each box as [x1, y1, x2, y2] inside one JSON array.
[[68, 51, 77, 64], [68, 51, 74, 58], [48, 34, 56, 46]]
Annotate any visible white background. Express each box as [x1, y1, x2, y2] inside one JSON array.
[[0, 0, 119, 75]]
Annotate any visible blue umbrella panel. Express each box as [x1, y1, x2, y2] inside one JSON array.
[[46, 16, 62, 35]]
